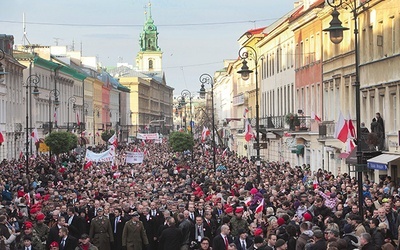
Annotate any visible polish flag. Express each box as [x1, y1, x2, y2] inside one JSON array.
[[113, 172, 121, 179], [201, 127, 210, 142], [346, 138, 356, 153], [255, 198, 264, 214], [313, 178, 319, 190], [31, 128, 39, 143], [245, 197, 252, 207], [96, 132, 100, 137], [108, 133, 118, 147], [348, 114, 356, 139], [334, 111, 348, 143], [244, 119, 254, 142], [222, 148, 228, 157], [84, 161, 92, 170], [19, 150, 24, 160], [81, 130, 86, 136], [311, 111, 322, 122], [0, 131, 4, 145], [76, 112, 80, 126], [53, 111, 58, 123], [243, 107, 249, 118]]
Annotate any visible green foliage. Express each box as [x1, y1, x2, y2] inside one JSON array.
[[44, 131, 78, 155], [169, 131, 194, 152], [101, 130, 115, 142], [285, 113, 300, 130]]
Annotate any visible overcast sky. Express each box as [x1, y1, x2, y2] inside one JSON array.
[[2, 0, 296, 95]]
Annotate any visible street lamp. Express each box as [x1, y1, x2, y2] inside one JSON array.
[[93, 107, 100, 145], [237, 46, 262, 184], [25, 75, 40, 174], [177, 96, 187, 131], [199, 73, 216, 172], [67, 96, 76, 132], [181, 90, 193, 135], [323, 0, 364, 217], [48, 89, 60, 134]]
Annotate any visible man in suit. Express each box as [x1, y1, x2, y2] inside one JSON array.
[[178, 212, 194, 250], [66, 206, 84, 240], [234, 228, 253, 250], [58, 227, 78, 250], [47, 216, 68, 250], [203, 211, 217, 240], [193, 216, 208, 245], [122, 211, 149, 250], [158, 217, 183, 250], [212, 224, 232, 250], [89, 207, 114, 250], [109, 208, 127, 250], [22, 236, 37, 250], [149, 202, 164, 249]]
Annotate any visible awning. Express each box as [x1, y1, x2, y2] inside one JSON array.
[[339, 152, 350, 159], [367, 154, 400, 170], [345, 147, 358, 165]]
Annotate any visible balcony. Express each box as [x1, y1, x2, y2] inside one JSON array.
[[260, 115, 311, 132], [318, 121, 335, 139]]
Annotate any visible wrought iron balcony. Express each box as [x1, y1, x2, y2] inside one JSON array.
[[318, 121, 335, 139]]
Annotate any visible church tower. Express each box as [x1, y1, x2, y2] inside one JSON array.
[[136, 2, 162, 72]]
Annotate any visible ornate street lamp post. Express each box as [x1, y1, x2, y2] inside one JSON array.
[[67, 96, 76, 132], [48, 89, 60, 134], [25, 75, 40, 174], [237, 46, 263, 184], [93, 108, 100, 145], [323, 0, 367, 217], [181, 90, 193, 135], [199, 74, 216, 172]]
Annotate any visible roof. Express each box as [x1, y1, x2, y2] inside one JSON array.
[[107, 66, 165, 84]]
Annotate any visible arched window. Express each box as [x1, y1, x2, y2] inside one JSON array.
[[149, 60, 153, 70]]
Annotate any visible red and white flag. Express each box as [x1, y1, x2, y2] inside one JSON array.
[[0, 131, 4, 144], [347, 113, 356, 139], [201, 127, 210, 142], [95, 131, 100, 137], [76, 112, 81, 126], [244, 119, 254, 142], [84, 160, 92, 170], [313, 178, 319, 190], [113, 172, 121, 179], [108, 133, 118, 147], [243, 107, 249, 118], [334, 111, 348, 143], [245, 197, 252, 207], [311, 111, 322, 122], [31, 128, 39, 143], [53, 110, 58, 123], [255, 198, 264, 214], [81, 130, 86, 136], [222, 148, 228, 157], [346, 138, 356, 153]]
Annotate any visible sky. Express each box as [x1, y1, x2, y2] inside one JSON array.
[[2, 0, 296, 95]]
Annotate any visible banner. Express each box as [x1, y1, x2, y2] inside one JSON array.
[[137, 133, 160, 140], [126, 151, 144, 164], [85, 146, 115, 162]]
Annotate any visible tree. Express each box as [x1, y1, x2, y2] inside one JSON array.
[[169, 131, 194, 152], [101, 130, 115, 143], [44, 131, 78, 155]]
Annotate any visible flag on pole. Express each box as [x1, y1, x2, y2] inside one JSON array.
[[108, 133, 118, 147], [222, 148, 228, 157], [347, 113, 356, 139], [346, 138, 356, 153], [53, 110, 58, 123], [0, 132, 4, 145], [243, 107, 249, 118], [313, 178, 319, 190], [31, 128, 39, 143], [245, 197, 252, 207], [334, 111, 348, 143], [84, 160, 92, 170], [255, 198, 264, 213], [311, 111, 322, 122], [244, 119, 254, 142], [201, 127, 210, 142]]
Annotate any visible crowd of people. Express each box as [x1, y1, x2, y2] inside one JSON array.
[[0, 139, 399, 250]]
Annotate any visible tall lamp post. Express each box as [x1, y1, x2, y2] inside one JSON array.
[[181, 90, 193, 135], [25, 75, 40, 174], [48, 89, 60, 135], [93, 108, 100, 145], [237, 46, 262, 184], [82, 103, 89, 147], [323, 0, 365, 218], [177, 96, 187, 131], [67, 96, 76, 132], [199, 74, 216, 172]]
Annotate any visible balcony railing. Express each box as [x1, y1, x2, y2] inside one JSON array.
[[260, 115, 312, 132], [319, 121, 335, 139]]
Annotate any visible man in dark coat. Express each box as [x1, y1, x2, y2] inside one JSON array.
[[47, 215, 68, 249], [89, 207, 114, 250], [309, 230, 326, 250], [212, 224, 232, 250], [66, 206, 84, 240], [158, 217, 183, 250], [360, 233, 378, 250], [109, 208, 127, 250], [58, 226, 78, 250]]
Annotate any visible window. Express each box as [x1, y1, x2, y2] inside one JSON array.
[[149, 60, 153, 70]]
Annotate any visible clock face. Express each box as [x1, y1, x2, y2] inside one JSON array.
[[148, 26, 154, 31], [286, 138, 296, 147]]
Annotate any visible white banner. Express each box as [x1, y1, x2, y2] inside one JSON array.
[[126, 151, 144, 164], [85, 146, 115, 162], [137, 133, 160, 140]]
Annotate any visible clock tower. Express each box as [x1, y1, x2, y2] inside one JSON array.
[[136, 2, 162, 72]]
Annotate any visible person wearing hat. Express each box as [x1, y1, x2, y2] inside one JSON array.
[[122, 211, 149, 250], [33, 212, 49, 249], [230, 207, 249, 238], [233, 228, 252, 250], [275, 239, 287, 250], [16, 221, 42, 250], [89, 207, 114, 250], [76, 234, 98, 250], [49, 241, 60, 250], [348, 213, 366, 237]]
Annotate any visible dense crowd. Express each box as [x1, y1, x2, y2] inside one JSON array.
[[0, 140, 399, 250]]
